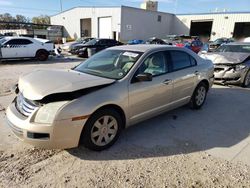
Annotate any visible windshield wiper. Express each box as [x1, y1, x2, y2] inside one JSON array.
[[83, 69, 103, 74]]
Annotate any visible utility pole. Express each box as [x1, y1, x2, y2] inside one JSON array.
[[60, 0, 63, 12]]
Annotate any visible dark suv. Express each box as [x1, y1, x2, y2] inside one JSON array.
[[76, 39, 123, 58]]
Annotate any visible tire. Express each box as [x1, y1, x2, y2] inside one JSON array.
[[78, 49, 88, 58], [36, 50, 49, 61], [80, 108, 123, 151], [190, 82, 208, 109], [242, 69, 250, 88]]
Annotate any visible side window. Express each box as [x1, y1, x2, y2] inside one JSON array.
[[190, 56, 197, 66], [5, 39, 17, 45], [170, 51, 196, 71], [20, 39, 33, 45], [98, 40, 107, 45], [137, 51, 168, 77], [108, 40, 116, 45], [5, 39, 32, 45]]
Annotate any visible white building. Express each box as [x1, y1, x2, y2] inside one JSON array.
[[50, 6, 176, 42], [50, 5, 250, 42], [176, 12, 250, 40]]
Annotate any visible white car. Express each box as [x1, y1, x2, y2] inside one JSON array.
[[0, 37, 54, 61]]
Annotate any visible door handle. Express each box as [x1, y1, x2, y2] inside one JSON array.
[[194, 71, 200, 75], [163, 79, 172, 85]]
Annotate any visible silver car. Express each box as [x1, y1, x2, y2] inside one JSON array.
[[200, 42, 250, 87], [6, 45, 214, 150]]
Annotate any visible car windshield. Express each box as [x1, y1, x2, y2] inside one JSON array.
[[74, 49, 143, 80], [216, 45, 250, 53], [0, 38, 6, 45], [76, 38, 83, 43], [84, 39, 98, 45]]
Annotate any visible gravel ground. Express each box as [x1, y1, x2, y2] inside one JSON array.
[[0, 57, 250, 188]]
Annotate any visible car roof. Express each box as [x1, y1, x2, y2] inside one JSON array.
[[3, 36, 33, 40], [2, 36, 50, 43], [109, 44, 177, 52]]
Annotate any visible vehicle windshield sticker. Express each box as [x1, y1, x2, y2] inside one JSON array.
[[123, 52, 139, 58]]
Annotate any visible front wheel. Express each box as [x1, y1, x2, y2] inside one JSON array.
[[80, 108, 122, 151], [190, 82, 208, 109], [242, 69, 250, 88]]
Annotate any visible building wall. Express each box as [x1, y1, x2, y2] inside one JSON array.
[[0, 29, 28, 35], [176, 13, 250, 40], [120, 6, 175, 41], [50, 7, 121, 39]]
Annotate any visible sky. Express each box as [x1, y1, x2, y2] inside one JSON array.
[[0, 0, 250, 18]]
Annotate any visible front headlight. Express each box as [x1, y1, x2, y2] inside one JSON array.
[[34, 101, 68, 124], [235, 64, 247, 71]]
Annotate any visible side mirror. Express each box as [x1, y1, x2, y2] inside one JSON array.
[[136, 73, 153, 82], [6, 44, 10, 48]]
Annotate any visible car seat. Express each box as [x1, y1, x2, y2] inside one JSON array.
[[144, 54, 166, 75]]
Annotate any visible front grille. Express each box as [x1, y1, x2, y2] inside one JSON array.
[[215, 77, 240, 81], [15, 93, 38, 117], [214, 67, 225, 72]]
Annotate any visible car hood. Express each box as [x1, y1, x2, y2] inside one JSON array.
[[74, 44, 93, 48], [201, 52, 250, 65], [62, 41, 78, 47], [18, 69, 115, 101]]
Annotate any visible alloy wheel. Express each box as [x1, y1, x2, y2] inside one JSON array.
[[195, 86, 206, 106], [91, 115, 118, 147]]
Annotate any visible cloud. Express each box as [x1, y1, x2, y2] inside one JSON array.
[[0, 0, 13, 6]]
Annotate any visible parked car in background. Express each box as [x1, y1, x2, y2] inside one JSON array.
[[0, 36, 54, 61], [76, 38, 123, 58], [6, 45, 214, 150], [190, 39, 203, 53], [209, 38, 234, 51], [145, 37, 167, 45], [200, 42, 250, 87], [127, 39, 144, 45], [176, 39, 203, 54], [60, 37, 94, 52]]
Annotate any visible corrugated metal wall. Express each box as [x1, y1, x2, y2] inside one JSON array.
[[176, 13, 250, 40], [50, 7, 121, 39]]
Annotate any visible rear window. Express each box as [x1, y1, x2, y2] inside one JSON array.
[[170, 51, 196, 70]]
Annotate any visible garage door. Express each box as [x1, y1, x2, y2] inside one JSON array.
[[190, 20, 213, 37], [98, 17, 112, 39]]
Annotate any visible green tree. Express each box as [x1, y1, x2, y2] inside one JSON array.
[[0, 13, 15, 22], [15, 14, 30, 23], [32, 15, 50, 25]]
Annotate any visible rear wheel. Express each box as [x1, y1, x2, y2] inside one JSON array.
[[190, 82, 208, 109], [80, 108, 122, 151], [242, 69, 250, 87], [36, 50, 49, 61]]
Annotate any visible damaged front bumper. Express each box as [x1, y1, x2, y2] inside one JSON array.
[[6, 101, 87, 149], [214, 64, 248, 85]]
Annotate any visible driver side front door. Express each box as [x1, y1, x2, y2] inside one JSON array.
[[128, 51, 174, 125]]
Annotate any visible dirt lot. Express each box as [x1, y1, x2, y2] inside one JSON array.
[[1, 57, 250, 188]]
